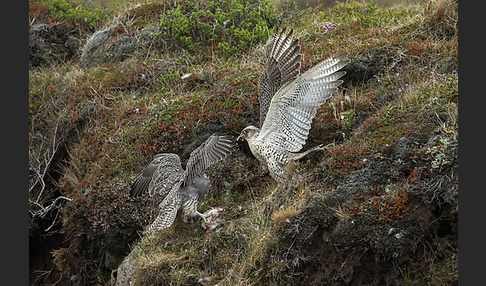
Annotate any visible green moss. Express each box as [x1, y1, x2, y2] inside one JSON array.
[[340, 109, 356, 130]]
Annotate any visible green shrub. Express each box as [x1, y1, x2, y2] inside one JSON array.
[[155, 0, 276, 56], [43, 0, 106, 33]]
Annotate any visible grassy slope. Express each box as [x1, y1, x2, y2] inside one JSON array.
[[29, 0, 458, 285]]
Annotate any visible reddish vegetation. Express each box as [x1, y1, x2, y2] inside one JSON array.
[[346, 191, 409, 223], [29, 0, 458, 285], [140, 74, 259, 156]]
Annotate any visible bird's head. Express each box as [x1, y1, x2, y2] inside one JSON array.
[[237, 126, 260, 142]]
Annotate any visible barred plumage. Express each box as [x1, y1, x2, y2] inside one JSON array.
[[131, 134, 237, 231], [238, 28, 349, 182], [130, 153, 183, 198], [258, 27, 301, 127]]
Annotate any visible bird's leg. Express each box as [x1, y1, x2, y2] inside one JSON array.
[[322, 141, 336, 150], [196, 210, 209, 223], [290, 142, 335, 161]]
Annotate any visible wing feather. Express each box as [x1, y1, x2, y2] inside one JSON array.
[[183, 134, 237, 185], [129, 153, 184, 198], [258, 27, 302, 126], [146, 181, 183, 231], [258, 53, 349, 152]]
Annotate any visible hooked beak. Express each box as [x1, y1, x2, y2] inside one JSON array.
[[237, 135, 243, 141]]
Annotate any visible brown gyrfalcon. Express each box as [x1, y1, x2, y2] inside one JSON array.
[[130, 134, 236, 231]]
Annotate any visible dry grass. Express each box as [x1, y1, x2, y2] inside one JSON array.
[[328, 204, 351, 220], [51, 248, 72, 274], [30, 0, 458, 284], [107, 1, 167, 27], [127, 194, 280, 285], [271, 208, 302, 227]]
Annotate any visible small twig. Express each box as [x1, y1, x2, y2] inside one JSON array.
[[29, 118, 73, 230], [45, 207, 61, 232], [303, 226, 318, 242], [29, 196, 73, 218], [32, 268, 53, 285]]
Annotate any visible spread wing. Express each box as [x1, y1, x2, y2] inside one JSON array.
[[183, 134, 237, 185], [258, 27, 302, 127], [146, 180, 183, 231], [129, 153, 184, 198], [258, 52, 349, 152]]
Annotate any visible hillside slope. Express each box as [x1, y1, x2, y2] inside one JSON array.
[[29, 0, 458, 285]]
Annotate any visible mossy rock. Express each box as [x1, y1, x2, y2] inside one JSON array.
[[29, 23, 81, 68], [80, 25, 138, 68]]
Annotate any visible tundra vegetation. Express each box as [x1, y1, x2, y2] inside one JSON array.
[[29, 0, 458, 285]]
